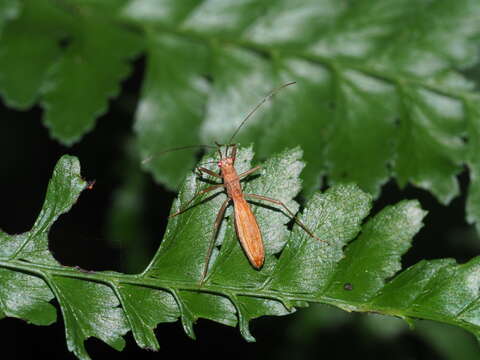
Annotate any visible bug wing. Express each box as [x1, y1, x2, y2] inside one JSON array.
[[233, 198, 265, 268]]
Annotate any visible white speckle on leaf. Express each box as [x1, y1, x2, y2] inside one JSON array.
[[465, 265, 480, 296]]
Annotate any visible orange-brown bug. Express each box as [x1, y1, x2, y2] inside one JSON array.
[[169, 82, 326, 280]]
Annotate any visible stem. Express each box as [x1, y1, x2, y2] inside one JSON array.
[[0, 258, 476, 335]]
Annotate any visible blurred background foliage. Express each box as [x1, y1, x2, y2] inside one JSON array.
[[1, 0, 480, 358]]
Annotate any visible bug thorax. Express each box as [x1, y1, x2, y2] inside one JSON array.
[[218, 157, 234, 169]]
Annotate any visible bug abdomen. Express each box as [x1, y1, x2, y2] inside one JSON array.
[[233, 198, 264, 269]]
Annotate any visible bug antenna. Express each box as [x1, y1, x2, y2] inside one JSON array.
[[142, 144, 217, 164], [227, 81, 296, 145]]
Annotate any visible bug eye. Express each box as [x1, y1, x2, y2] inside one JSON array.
[[217, 161, 222, 167]]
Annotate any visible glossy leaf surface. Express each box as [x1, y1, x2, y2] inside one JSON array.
[[1, 150, 480, 359]]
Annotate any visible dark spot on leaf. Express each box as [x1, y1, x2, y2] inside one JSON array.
[[328, 101, 336, 110], [203, 74, 214, 84], [344, 283, 353, 291], [59, 36, 72, 49]]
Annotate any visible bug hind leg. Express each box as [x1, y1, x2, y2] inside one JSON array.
[[200, 198, 231, 283], [244, 193, 329, 244]]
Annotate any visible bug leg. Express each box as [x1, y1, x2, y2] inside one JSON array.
[[244, 193, 329, 244], [214, 142, 224, 159], [201, 198, 231, 283], [169, 184, 224, 218], [197, 167, 222, 179], [230, 144, 237, 163], [238, 165, 261, 180]]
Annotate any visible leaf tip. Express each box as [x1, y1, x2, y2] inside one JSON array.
[[402, 316, 416, 330], [181, 316, 197, 340], [397, 199, 428, 230]]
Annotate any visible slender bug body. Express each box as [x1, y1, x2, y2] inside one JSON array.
[[170, 144, 266, 275], [168, 82, 327, 281], [218, 147, 264, 268]]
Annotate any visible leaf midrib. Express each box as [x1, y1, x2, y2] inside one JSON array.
[[1, 257, 477, 336]]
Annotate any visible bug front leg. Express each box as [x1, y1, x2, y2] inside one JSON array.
[[197, 167, 222, 179], [229, 144, 237, 163], [238, 166, 261, 180], [169, 184, 224, 218], [170, 166, 225, 218], [244, 193, 329, 244]]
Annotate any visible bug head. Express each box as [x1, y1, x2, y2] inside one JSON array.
[[217, 157, 234, 169]]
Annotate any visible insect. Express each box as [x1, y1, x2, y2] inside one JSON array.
[[169, 82, 326, 281]]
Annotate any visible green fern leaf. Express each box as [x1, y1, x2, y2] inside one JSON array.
[[2, 1, 480, 228], [125, 0, 480, 229], [3, 149, 480, 359], [0, 0, 141, 143]]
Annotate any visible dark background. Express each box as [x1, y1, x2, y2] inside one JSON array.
[[1, 57, 478, 359]]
